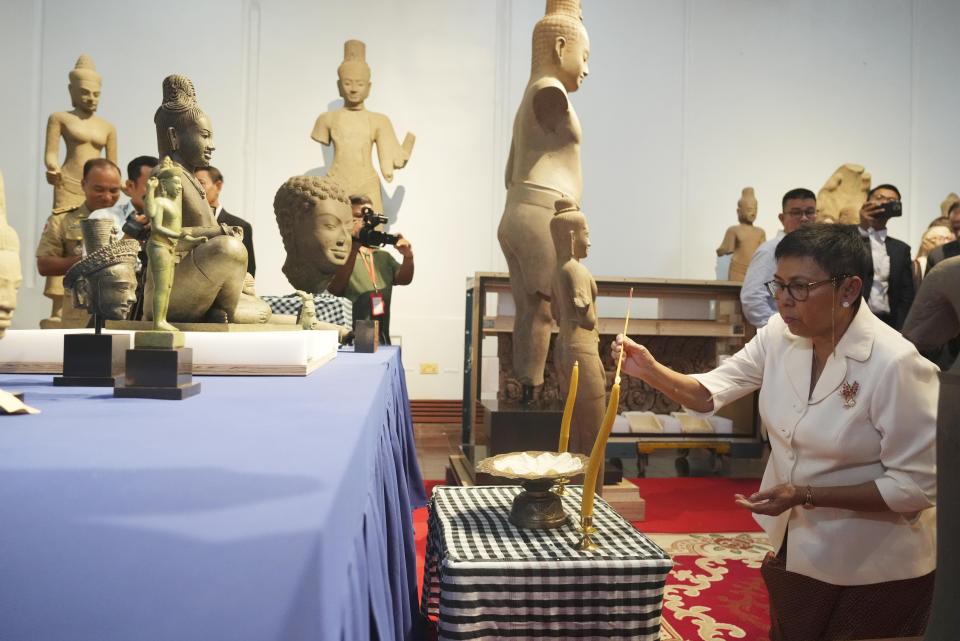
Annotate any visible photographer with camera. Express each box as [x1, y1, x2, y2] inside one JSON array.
[[857, 183, 915, 329], [328, 195, 414, 345]]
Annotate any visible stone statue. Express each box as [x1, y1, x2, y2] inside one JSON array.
[[144, 158, 208, 331], [816, 163, 870, 224], [311, 40, 415, 214], [295, 289, 351, 342], [274, 175, 354, 294], [550, 198, 605, 459], [146, 74, 269, 325], [0, 170, 38, 414], [498, 0, 589, 403], [42, 54, 119, 327], [0, 170, 23, 338], [63, 218, 139, 320], [716, 187, 766, 281], [940, 192, 959, 219]]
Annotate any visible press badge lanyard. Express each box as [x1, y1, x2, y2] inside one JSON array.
[[360, 250, 385, 317]]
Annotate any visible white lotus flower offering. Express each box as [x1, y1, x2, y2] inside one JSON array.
[[492, 451, 583, 477]]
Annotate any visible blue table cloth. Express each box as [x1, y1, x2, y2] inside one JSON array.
[[0, 346, 426, 641]]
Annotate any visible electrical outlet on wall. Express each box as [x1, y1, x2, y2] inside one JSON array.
[[419, 362, 439, 375]]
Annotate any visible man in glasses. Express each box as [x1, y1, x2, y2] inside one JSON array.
[[740, 188, 817, 328], [857, 183, 914, 330]]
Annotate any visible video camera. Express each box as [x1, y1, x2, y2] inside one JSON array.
[[357, 207, 400, 248]]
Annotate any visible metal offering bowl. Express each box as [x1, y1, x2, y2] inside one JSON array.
[[476, 451, 588, 530]]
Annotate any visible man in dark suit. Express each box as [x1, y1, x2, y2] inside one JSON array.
[[857, 183, 914, 330], [926, 200, 960, 274], [195, 166, 256, 276]]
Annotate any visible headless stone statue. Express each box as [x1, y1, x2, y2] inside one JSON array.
[[42, 54, 118, 327], [550, 198, 605, 459], [817, 163, 871, 224], [311, 40, 415, 214], [498, 0, 589, 402], [274, 175, 354, 294], [145, 74, 269, 325], [716, 187, 766, 281], [63, 218, 139, 321]]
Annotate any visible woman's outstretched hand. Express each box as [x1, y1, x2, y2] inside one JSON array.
[[611, 333, 658, 380]]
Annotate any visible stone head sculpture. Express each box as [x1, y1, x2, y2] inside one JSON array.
[[274, 175, 353, 293], [920, 225, 955, 259], [0, 171, 22, 338], [737, 187, 758, 224], [154, 75, 215, 171], [337, 40, 372, 109], [68, 54, 102, 116], [63, 218, 139, 320], [550, 198, 590, 260], [532, 0, 589, 93]]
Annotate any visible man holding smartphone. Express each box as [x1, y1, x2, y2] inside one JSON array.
[[857, 183, 914, 329]]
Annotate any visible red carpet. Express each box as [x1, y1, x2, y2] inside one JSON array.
[[629, 477, 763, 533], [414, 478, 771, 640]]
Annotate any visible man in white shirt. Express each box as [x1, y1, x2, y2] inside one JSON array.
[[857, 183, 915, 330], [740, 188, 817, 327]]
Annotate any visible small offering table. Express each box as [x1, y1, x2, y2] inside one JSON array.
[[421, 485, 673, 640]]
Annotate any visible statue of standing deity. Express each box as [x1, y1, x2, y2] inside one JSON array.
[[498, 0, 589, 403], [550, 198, 605, 458], [42, 54, 118, 327], [311, 40, 415, 214], [716, 187, 766, 281]]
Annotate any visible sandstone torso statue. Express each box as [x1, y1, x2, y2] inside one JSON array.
[[718, 224, 766, 281]]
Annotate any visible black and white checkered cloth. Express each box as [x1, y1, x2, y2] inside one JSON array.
[[421, 485, 672, 641], [260, 292, 352, 326]]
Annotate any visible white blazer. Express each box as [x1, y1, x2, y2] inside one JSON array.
[[691, 302, 937, 585]]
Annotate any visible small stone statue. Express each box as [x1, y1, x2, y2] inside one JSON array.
[[940, 192, 959, 219], [499, 0, 589, 403], [147, 74, 265, 324], [42, 54, 119, 327], [716, 187, 766, 282], [311, 40, 415, 214], [295, 290, 351, 342], [550, 198, 605, 458], [63, 218, 139, 321], [274, 175, 354, 294], [144, 158, 207, 331], [817, 163, 871, 224]]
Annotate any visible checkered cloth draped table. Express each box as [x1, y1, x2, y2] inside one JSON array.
[[260, 292, 352, 326], [421, 485, 673, 641]]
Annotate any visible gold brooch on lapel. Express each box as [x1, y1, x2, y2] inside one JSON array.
[[840, 381, 860, 408]]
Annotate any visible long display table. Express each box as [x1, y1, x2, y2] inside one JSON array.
[[0, 346, 425, 641]]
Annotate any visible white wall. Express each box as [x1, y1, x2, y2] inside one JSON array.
[[2, 0, 959, 398]]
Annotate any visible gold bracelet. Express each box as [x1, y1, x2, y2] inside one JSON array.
[[802, 485, 815, 510]]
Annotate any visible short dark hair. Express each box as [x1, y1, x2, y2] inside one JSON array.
[[775, 223, 870, 306], [781, 188, 816, 211], [349, 194, 373, 207], [868, 183, 901, 200], [196, 165, 223, 184], [82, 158, 121, 180], [126, 155, 158, 181]]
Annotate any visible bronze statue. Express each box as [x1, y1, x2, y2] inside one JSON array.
[[550, 198, 605, 458], [274, 175, 353, 294], [499, 0, 589, 402], [311, 40, 415, 214], [146, 74, 265, 324], [63, 218, 138, 320]]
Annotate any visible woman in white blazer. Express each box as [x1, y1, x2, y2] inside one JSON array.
[[614, 223, 937, 641]]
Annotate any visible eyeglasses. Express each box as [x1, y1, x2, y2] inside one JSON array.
[[764, 275, 849, 302], [783, 208, 817, 219]]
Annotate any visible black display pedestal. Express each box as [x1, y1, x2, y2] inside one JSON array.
[[114, 332, 200, 400], [479, 399, 564, 456], [54, 316, 129, 387], [355, 320, 379, 353]]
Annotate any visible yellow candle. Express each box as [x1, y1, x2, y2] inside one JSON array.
[[558, 360, 579, 453], [580, 382, 620, 521]]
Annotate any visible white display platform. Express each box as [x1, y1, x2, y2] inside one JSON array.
[[0, 329, 338, 376]]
